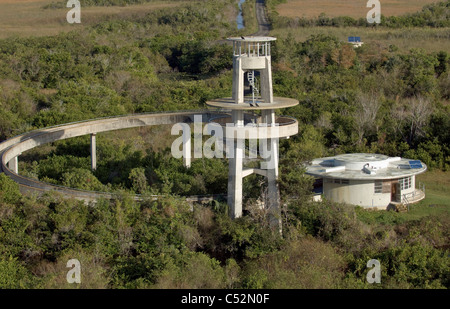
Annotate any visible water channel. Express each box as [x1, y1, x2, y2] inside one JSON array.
[[237, 0, 245, 29]]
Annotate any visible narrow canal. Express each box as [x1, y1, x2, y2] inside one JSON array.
[[237, 0, 245, 29]]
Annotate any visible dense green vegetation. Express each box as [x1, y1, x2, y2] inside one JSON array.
[[0, 0, 449, 288], [0, 170, 448, 288]]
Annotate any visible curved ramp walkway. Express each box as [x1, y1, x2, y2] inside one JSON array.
[[0, 110, 297, 203], [0, 111, 223, 203]]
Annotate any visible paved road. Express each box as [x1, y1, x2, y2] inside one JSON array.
[[253, 0, 271, 36]]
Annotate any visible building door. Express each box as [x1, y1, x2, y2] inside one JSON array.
[[391, 182, 398, 202]]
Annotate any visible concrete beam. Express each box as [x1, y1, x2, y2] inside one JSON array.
[[242, 168, 268, 178]]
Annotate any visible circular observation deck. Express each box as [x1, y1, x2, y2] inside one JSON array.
[[206, 97, 299, 111]]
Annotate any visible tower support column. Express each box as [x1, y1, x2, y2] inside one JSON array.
[[183, 126, 191, 168], [232, 56, 245, 104], [228, 110, 245, 219], [262, 109, 281, 231], [260, 56, 274, 103], [91, 133, 97, 171], [206, 36, 298, 229]]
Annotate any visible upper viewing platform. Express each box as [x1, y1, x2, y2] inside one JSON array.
[[207, 36, 298, 109], [228, 36, 276, 57]]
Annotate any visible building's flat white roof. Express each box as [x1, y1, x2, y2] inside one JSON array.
[[305, 153, 427, 180]]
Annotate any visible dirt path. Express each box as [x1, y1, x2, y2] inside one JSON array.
[[252, 0, 270, 36]]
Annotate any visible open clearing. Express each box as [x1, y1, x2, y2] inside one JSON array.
[[276, 0, 444, 19], [270, 26, 450, 53], [0, 0, 187, 38], [404, 169, 450, 219]]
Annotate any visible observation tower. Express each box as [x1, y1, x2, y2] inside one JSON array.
[[207, 36, 299, 225]]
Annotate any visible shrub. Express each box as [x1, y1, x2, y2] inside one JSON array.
[[0, 256, 35, 288], [0, 174, 21, 204]]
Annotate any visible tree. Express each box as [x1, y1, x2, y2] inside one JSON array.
[[391, 96, 434, 146], [405, 96, 434, 145], [0, 174, 21, 204], [0, 256, 34, 289], [401, 49, 439, 96], [353, 93, 381, 146], [61, 168, 106, 191], [128, 167, 148, 194]]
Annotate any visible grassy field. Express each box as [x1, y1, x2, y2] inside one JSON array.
[[398, 169, 449, 219], [270, 26, 450, 53], [391, 169, 449, 220], [0, 0, 187, 38], [276, 0, 444, 19], [356, 169, 449, 225]]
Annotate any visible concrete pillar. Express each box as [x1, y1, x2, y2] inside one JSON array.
[[8, 156, 18, 174], [260, 56, 273, 104], [183, 126, 191, 168], [267, 138, 281, 231], [228, 110, 244, 219], [262, 109, 281, 231], [262, 109, 275, 125], [91, 133, 97, 171], [232, 56, 244, 104]]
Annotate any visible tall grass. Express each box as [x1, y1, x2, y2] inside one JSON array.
[[270, 26, 450, 53], [0, 0, 187, 38], [275, 0, 444, 19]]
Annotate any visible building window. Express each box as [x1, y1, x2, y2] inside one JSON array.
[[327, 179, 350, 185], [399, 176, 412, 190], [374, 180, 383, 193]]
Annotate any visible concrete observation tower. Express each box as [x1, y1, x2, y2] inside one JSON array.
[[207, 36, 299, 225]]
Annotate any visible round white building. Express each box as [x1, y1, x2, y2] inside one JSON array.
[[305, 153, 427, 209]]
